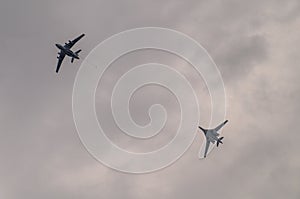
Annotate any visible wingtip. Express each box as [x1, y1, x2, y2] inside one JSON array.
[[198, 126, 205, 131]]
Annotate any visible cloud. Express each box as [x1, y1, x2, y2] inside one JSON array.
[[1, 0, 300, 199]]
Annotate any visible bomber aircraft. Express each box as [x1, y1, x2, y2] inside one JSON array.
[[199, 120, 228, 158]]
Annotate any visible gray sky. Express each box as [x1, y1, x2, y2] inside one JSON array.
[[1, 0, 300, 198]]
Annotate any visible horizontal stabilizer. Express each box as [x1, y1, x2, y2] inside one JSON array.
[[217, 137, 224, 147]]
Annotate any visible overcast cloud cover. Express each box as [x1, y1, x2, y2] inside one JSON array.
[[0, 0, 300, 198]]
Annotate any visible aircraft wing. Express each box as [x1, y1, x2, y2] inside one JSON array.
[[64, 34, 85, 49], [214, 120, 228, 132], [56, 52, 65, 73], [204, 139, 210, 158]]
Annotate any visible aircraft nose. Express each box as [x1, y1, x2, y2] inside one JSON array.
[[55, 44, 60, 48]]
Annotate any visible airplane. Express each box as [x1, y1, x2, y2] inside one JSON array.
[[199, 120, 228, 158], [55, 34, 85, 73]]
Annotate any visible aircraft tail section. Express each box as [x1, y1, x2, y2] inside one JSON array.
[[216, 137, 224, 147], [71, 49, 82, 63]]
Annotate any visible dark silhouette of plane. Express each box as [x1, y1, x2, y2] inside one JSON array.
[[199, 120, 228, 158], [55, 34, 85, 73]]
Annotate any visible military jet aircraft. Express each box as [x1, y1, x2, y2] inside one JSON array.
[[55, 34, 85, 73], [199, 120, 228, 158]]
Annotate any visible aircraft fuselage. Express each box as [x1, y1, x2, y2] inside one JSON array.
[[55, 44, 79, 59], [206, 130, 219, 143]]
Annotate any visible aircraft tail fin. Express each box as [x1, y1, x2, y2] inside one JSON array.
[[216, 137, 224, 147], [71, 49, 82, 63]]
